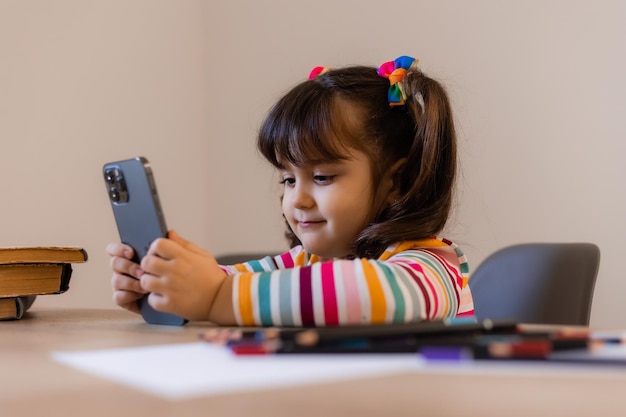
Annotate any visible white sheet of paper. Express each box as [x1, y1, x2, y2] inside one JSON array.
[[51, 342, 420, 399]]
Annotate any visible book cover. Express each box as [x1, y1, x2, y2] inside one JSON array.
[[0, 263, 73, 298], [0, 247, 87, 265]]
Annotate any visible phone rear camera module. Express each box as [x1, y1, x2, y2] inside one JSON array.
[[104, 168, 129, 204]]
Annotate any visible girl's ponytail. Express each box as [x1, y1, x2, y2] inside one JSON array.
[[404, 69, 457, 225], [355, 58, 458, 258]]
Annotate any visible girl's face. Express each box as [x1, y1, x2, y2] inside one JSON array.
[[280, 150, 376, 260]]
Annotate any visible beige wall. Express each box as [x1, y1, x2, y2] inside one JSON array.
[[1, 0, 624, 327]]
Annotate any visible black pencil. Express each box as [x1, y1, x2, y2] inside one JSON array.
[[271, 319, 518, 348]]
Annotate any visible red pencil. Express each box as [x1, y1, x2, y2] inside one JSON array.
[[487, 339, 552, 359]]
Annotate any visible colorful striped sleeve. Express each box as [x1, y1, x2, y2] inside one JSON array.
[[219, 255, 280, 274], [230, 240, 474, 327]]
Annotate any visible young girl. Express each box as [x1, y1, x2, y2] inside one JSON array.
[[107, 55, 474, 326]]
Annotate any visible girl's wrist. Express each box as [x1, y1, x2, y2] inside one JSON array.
[[206, 272, 236, 325]]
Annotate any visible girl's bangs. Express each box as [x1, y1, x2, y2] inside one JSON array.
[[259, 88, 359, 168]]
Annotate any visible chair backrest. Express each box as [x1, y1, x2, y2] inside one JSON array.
[[469, 242, 600, 325], [215, 253, 271, 265]]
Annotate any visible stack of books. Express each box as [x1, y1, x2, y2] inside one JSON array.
[[0, 246, 88, 320]]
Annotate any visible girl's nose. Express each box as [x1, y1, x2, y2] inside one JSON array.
[[291, 184, 315, 209]]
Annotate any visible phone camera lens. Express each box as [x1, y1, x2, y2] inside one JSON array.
[[109, 189, 120, 202], [104, 169, 117, 184]]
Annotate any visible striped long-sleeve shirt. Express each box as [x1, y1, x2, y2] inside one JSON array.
[[221, 237, 474, 327]]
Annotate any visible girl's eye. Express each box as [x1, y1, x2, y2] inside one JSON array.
[[279, 178, 295, 187], [314, 175, 335, 185]]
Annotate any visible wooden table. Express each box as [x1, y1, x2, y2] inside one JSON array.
[[2, 308, 626, 417]]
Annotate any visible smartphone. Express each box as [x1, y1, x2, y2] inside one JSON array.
[[103, 157, 187, 326]]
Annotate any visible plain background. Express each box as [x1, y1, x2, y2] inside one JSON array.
[[1, 1, 624, 327]]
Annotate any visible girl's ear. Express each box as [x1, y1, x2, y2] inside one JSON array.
[[384, 158, 407, 204]]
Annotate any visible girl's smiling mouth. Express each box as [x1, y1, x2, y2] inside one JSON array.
[[297, 220, 326, 228]]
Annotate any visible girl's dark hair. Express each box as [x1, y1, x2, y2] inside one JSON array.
[[257, 64, 457, 259]]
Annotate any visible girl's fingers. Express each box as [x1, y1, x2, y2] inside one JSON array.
[[146, 237, 179, 260], [168, 230, 205, 254], [162, 230, 214, 258], [112, 274, 146, 315], [106, 242, 135, 259], [112, 290, 142, 314], [139, 272, 164, 295], [146, 292, 170, 312], [139, 254, 169, 277], [110, 256, 144, 279], [112, 273, 147, 294]]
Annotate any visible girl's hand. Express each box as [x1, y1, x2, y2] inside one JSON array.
[[107, 242, 147, 314], [138, 230, 230, 322]]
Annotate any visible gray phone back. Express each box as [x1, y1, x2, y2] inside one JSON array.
[[103, 156, 186, 326]]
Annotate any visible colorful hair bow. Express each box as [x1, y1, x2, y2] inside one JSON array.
[[377, 55, 418, 106], [308, 66, 330, 80]]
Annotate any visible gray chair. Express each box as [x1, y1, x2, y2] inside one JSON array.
[[215, 253, 272, 265], [469, 242, 600, 325]]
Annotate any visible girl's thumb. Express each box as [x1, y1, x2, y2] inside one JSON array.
[[168, 230, 211, 256]]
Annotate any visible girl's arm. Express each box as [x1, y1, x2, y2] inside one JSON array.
[[136, 233, 471, 326], [213, 245, 472, 327]]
